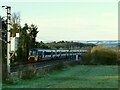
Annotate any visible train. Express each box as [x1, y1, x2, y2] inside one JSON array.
[[28, 48, 87, 62]]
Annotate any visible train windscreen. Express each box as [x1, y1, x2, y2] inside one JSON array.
[[29, 50, 37, 55]]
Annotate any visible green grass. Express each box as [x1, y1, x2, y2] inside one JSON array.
[[3, 65, 118, 88]]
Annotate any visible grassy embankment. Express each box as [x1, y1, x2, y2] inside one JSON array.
[[3, 65, 118, 88]]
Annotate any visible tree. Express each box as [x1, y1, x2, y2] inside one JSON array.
[[17, 24, 39, 62], [36, 41, 50, 49], [10, 12, 21, 37], [29, 24, 38, 48], [1, 16, 8, 82], [1, 17, 7, 63], [17, 24, 28, 62]]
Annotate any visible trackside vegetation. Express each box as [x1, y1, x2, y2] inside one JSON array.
[[3, 65, 118, 88], [82, 45, 118, 65]]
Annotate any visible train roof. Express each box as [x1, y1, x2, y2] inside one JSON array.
[[29, 48, 87, 52]]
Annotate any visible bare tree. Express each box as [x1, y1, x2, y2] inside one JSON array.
[[10, 12, 21, 37]]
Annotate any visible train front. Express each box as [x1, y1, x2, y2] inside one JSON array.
[[28, 49, 38, 62]]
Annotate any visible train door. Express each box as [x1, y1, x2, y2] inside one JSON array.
[[44, 51, 46, 58], [38, 51, 42, 60], [66, 51, 68, 58], [51, 51, 53, 59]]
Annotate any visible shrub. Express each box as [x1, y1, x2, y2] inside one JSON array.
[[2, 62, 7, 83], [91, 45, 117, 65], [82, 52, 92, 64], [2, 62, 13, 83], [81, 47, 92, 65], [19, 64, 36, 79], [54, 60, 64, 70], [116, 51, 120, 64]]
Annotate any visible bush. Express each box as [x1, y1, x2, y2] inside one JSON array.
[[82, 52, 92, 65], [91, 45, 117, 65], [117, 51, 120, 64], [81, 47, 92, 65], [19, 64, 36, 79], [2, 62, 13, 83], [53, 60, 64, 70]]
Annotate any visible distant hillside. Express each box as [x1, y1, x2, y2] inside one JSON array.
[[46, 41, 96, 49], [36, 40, 119, 49], [85, 40, 119, 47]]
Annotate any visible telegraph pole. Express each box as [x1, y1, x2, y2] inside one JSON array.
[[2, 6, 11, 74]]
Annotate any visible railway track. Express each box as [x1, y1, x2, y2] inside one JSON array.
[[10, 58, 77, 72]]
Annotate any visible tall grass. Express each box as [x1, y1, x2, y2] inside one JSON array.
[[91, 45, 117, 65]]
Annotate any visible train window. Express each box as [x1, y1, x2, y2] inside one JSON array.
[[44, 51, 46, 55], [51, 52, 52, 54], [61, 52, 66, 54], [32, 51, 37, 55], [45, 52, 51, 55], [29, 51, 32, 55], [52, 52, 55, 54], [51, 51, 56, 55]]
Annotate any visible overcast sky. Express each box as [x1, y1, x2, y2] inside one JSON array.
[[0, 1, 118, 42]]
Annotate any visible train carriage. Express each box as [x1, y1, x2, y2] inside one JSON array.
[[28, 48, 87, 62]]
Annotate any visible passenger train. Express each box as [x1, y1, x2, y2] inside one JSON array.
[[28, 48, 87, 62]]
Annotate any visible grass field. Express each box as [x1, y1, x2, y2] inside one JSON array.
[[3, 65, 118, 88]]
